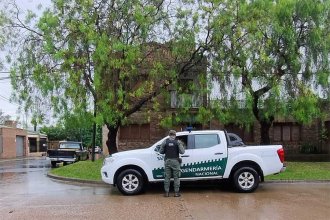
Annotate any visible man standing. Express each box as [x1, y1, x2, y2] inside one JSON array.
[[159, 130, 185, 197]]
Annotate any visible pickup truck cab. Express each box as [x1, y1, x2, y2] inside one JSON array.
[[46, 141, 89, 167], [101, 130, 285, 195]]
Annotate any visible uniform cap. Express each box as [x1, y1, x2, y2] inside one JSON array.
[[169, 130, 176, 136]]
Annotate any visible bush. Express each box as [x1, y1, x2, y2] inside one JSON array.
[[299, 142, 319, 154]]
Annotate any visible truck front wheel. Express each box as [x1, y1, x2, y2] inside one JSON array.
[[233, 167, 259, 193], [116, 169, 145, 195]]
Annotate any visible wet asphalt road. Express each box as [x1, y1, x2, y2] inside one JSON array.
[[1, 158, 330, 220]]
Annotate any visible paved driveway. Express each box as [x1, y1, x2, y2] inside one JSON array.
[[1, 158, 330, 220]]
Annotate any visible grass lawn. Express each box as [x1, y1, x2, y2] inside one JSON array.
[[265, 162, 330, 180], [49, 158, 103, 181], [49, 160, 330, 181]]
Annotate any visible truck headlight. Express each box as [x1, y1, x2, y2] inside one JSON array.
[[103, 156, 115, 166]]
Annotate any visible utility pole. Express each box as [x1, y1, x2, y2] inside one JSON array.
[[91, 100, 96, 162]]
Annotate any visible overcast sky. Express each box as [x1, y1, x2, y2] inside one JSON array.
[[0, 0, 50, 124]]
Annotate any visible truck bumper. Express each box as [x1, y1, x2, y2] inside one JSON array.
[[101, 166, 115, 185], [46, 157, 76, 163], [280, 165, 286, 173]]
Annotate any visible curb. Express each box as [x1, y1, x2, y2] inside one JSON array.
[[47, 173, 108, 186], [265, 180, 330, 183]]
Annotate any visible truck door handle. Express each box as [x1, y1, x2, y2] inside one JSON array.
[[181, 155, 190, 157], [214, 153, 223, 155]]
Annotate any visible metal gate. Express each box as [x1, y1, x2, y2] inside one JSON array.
[[16, 136, 24, 157]]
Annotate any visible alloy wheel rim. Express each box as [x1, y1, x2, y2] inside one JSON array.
[[122, 174, 139, 192], [238, 171, 255, 189]]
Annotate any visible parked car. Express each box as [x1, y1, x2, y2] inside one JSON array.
[[95, 146, 102, 154], [89, 146, 102, 154], [46, 141, 89, 168], [101, 130, 285, 195]]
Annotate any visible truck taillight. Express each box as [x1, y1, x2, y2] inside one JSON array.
[[277, 148, 285, 163]]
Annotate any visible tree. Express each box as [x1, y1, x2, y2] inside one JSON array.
[[6, 0, 206, 154], [0, 109, 11, 124], [207, 0, 330, 144], [40, 110, 102, 147], [0, 1, 12, 69]]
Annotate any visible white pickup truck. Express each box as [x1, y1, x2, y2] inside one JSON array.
[[101, 130, 285, 195]]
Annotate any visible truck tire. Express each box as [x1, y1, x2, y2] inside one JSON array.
[[233, 167, 259, 193], [116, 169, 145, 195], [51, 161, 57, 168]]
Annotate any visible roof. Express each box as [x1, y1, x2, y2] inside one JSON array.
[[27, 130, 48, 137]]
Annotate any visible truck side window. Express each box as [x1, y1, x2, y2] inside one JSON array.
[[194, 134, 219, 149], [176, 135, 188, 149]]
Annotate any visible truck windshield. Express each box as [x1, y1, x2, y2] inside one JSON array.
[[59, 143, 81, 149]]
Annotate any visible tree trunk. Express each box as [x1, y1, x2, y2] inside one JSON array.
[[106, 124, 119, 155], [259, 119, 273, 145], [251, 93, 274, 145]]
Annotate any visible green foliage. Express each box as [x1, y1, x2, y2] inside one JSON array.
[[207, 0, 330, 142], [5, 0, 329, 147], [0, 109, 11, 124], [299, 142, 319, 154], [40, 125, 66, 141], [40, 111, 102, 147], [6, 1, 205, 141]]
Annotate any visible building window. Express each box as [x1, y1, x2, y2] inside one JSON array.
[[170, 91, 203, 108], [273, 123, 301, 142], [120, 124, 150, 140], [29, 138, 37, 153]]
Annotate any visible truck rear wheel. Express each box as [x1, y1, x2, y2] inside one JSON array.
[[116, 169, 145, 195], [233, 167, 259, 193]]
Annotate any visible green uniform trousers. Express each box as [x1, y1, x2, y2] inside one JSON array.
[[164, 158, 181, 193]]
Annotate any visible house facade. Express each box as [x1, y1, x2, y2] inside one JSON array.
[[0, 121, 28, 159], [27, 131, 48, 156], [0, 120, 48, 159], [101, 44, 330, 159], [102, 113, 330, 159]]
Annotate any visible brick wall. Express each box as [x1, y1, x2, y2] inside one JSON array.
[[102, 117, 330, 155], [0, 127, 28, 159]]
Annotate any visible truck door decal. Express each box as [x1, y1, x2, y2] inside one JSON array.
[[152, 158, 228, 179]]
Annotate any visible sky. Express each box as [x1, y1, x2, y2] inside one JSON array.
[[0, 0, 50, 124]]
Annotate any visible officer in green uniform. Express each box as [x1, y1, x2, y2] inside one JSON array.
[[159, 130, 185, 197]]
